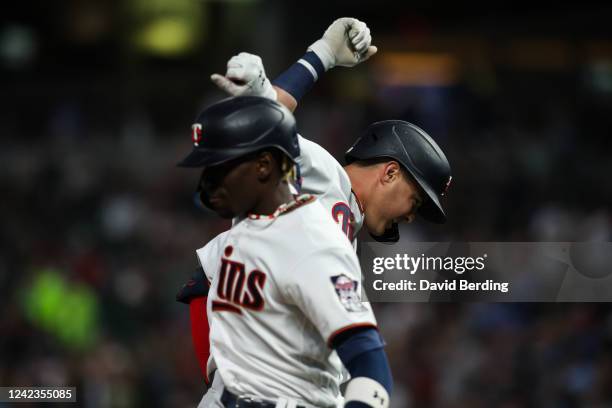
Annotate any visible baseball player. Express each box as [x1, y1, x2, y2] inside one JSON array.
[[210, 19, 451, 243], [177, 17, 452, 406], [178, 96, 393, 408]]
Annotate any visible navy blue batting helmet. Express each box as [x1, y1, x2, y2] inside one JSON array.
[[346, 120, 452, 241], [178, 96, 299, 168]]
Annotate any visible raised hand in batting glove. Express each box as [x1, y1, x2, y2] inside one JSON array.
[[309, 17, 377, 70], [210, 52, 277, 100]]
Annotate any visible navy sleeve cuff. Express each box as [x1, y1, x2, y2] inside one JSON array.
[[272, 51, 326, 102], [334, 328, 393, 395], [335, 327, 384, 363], [301, 51, 326, 77], [344, 348, 393, 396]]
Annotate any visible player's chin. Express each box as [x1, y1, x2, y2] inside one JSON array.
[[367, 221, 390, 237], [205, 200, 235, 218], [216, 211, 236, 219]]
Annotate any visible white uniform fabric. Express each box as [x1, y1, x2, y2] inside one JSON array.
[[197, 197, 376, 408], [231, 134, 364, 245], [197, 372, 224, 408], [296, 134, 364, 247]]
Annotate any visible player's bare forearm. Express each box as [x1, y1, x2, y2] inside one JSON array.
[[273, 86, 298, 112]]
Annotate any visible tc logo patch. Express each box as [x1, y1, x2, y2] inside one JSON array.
[[192, 123, 203, 146], [331, 274, 367, 312]]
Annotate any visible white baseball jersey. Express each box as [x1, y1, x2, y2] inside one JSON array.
[[197, 195, 376, 408], [296, 134, 364, 246], [231, 134, 363, 245]]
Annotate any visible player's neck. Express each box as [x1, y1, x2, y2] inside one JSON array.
[[250, 182, 294, 216], [344, 164, 371, 212]]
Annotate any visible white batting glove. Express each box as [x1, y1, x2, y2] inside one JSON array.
[[308, 17, 378, 70], [210, 52, 277, 100]]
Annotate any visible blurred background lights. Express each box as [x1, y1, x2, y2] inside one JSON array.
[[0, 24, 37, 69]]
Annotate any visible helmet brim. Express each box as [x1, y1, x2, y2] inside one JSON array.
[[177, 146, 257, 168], [411, 172, 447, 224], [178, 145, 297, 169]]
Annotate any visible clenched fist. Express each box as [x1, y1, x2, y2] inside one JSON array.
[[308, 17, 377, 70], [210, 52, 276, 100]]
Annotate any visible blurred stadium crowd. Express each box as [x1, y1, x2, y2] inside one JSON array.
[[1, 1, 611, 407]]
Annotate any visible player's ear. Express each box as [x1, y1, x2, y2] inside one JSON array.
[[381, 161, 401, 184], [255, 151, 274, 181]]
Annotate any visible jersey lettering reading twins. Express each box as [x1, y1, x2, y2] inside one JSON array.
[[197, 195, 376, 407]]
